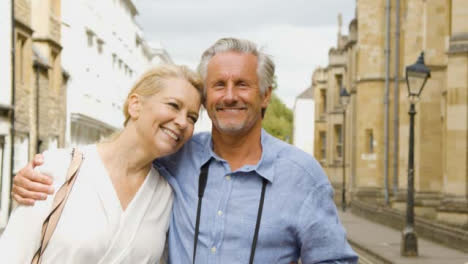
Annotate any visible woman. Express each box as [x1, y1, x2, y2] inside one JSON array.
[[0, 64, 203, 263]]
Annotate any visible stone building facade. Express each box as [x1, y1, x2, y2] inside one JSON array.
[[0, 0, 68, 228], [12, 0, 67, 171], [13, 0, 34, 178], [0, 0, 14, 228], [313, 0, 468, 231], [30, 0, 68, 154], [62, 0, 171, 146]]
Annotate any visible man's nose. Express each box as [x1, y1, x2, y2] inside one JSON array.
[[223, 83, 237, 104]]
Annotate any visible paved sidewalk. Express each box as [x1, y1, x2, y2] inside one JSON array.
[[339, 211, 468, 264]]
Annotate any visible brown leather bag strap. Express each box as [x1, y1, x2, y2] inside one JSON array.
[[31, 148, 84, 264]]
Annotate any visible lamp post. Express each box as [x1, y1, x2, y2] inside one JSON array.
[[340, 86, 350, 212], [401, 52, 431, 257]]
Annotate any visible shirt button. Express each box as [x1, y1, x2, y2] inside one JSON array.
[[217, 210, 223, 216], [211, 246, 216, 253], [225, 175, 231, 181]]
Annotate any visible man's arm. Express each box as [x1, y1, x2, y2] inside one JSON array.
[[11, 154, 55, 205], [297, 183, 358, 264]]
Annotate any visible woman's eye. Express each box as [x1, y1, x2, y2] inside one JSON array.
[[188, 116, 198, 124], [168, 102, 179, 109]]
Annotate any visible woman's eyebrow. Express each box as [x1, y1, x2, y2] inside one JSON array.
[[163, 96, 182, 103], [189, 111, 199, 117]]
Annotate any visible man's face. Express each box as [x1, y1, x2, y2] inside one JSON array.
[[204, 51, 271, 136]]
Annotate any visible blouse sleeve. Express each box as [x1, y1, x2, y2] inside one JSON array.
[[0, 148, 72, 263]]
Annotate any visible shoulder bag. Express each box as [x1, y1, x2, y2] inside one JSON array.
[[31, 148, 84, 264]]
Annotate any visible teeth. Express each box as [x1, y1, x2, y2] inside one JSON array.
[[162, 128, 179, 141], [219, 108, 244, 111]]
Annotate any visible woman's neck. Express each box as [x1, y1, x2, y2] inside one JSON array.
[[97, 128, 155, 178]]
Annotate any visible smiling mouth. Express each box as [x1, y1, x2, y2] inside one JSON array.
[[216, 107, 247, 112], [161, 127, 180, 142]]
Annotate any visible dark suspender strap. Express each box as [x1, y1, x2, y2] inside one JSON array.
[[249, 178, 268, 264], [193, 162, 210, 264], [192, 161, 268, 264]]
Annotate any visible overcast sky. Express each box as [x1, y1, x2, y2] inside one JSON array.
[[135, 0, 355, 108]]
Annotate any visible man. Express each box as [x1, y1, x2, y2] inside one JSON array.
[[12, 38, 358, 263]]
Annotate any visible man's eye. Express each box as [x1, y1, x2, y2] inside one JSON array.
[[214, 81, 225, 88]]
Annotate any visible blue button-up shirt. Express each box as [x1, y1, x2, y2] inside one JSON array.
[[155, 130, 357, 263]]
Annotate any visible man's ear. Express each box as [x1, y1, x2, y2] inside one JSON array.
[[261, 86, 273, 118], [127, 94, 142, 121], [261, 86, 273, 108]]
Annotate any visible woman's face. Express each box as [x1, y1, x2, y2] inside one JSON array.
[[133, 78, 201, 157]]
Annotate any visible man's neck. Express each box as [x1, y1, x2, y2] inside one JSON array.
[[211, 124, 263, 171]]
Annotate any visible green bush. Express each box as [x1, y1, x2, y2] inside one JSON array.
[[262, 93, 293, 143]]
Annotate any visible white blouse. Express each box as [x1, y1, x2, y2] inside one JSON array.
[[0, 145, 173, 264]]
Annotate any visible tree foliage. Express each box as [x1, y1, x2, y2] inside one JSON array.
[[262, 80, 293, 143]]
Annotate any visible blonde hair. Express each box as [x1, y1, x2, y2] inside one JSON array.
[[123, 64, 203, 126]]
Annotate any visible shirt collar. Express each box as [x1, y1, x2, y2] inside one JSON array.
[[198, 129, 277, 183], [255, 129, 276, 183]]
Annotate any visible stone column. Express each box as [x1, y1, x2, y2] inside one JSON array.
[[438, 0, 468, 227]]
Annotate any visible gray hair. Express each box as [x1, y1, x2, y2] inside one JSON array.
[[197, 38, 275, 95]]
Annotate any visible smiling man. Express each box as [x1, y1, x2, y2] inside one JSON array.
[[12, 38, 358, 263], [205, 51, 267, 135], [156, 38, 358, 263]]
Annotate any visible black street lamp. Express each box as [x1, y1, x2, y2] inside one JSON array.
[[401, 52, 431, 257], [340, 86, 350, 212]]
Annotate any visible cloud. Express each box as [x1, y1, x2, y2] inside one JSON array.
[[134, 0, 355, 108], [138, 0, 354, 34]]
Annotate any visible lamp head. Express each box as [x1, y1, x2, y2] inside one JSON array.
[[340, 86, 350, 107], [406, 52, 431, 103]]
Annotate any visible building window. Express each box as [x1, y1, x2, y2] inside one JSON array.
[[112, 55, 116, 68], [86, 30, 94, 47], [335, 74, 342, 105], [335, 124, 342, 159], [97, 39, 104, 54], [320, 89, 327, 114], [0, 136, 5, 206], [16, 35, 26, 83], [136, 35, 141, 47], [49, 51, 58, 91], [319, 131, 327, 161], [366, 129, 374, 153]]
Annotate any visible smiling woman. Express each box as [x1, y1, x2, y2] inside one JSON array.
[[129, 77, 202, 158], [0, 64, 203, 264]]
